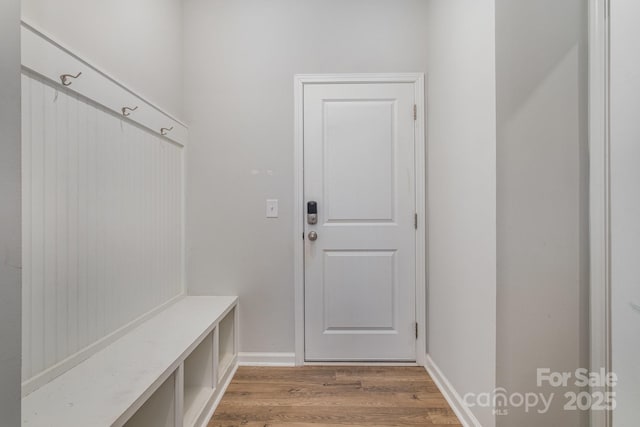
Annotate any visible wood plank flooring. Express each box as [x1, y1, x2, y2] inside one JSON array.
[[207, 366, 462, 427]]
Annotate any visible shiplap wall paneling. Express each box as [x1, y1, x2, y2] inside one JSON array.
[[21, 72, 184, 385]]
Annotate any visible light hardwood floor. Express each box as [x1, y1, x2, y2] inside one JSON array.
[[208, 366, 462, 426]]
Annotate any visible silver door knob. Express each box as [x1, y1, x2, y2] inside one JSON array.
[[308, 231, 318, 241]]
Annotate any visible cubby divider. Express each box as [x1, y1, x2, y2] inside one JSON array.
[[218, 308, 237, 381], [124, 372, 178, 427], [183, 331, 216, 427]]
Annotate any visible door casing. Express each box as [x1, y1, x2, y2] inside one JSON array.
[[293, 73, 427, 366], [588, 0, 613, 426]]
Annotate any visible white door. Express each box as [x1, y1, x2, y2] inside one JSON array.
[[303, 81, 417, 361]]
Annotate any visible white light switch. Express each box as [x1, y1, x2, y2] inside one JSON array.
[[266, 199, 279, 218]]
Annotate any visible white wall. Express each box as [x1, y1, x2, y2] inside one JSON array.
[[424, 1, 497, 426], [21, 0, 184, 119], [495, 1, 589, 426], [183, 0, 431, 353], [610, 0, 640, 424], [0, 0, 22, 424]]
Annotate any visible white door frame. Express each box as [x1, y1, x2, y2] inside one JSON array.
[[589, 1, 612, 426], [293, 73, 427, 366]]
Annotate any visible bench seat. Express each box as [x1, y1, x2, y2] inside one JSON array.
[[22, 296, 238, 427]]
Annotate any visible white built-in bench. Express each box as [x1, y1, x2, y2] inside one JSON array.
[[22, 296, 238, 427]]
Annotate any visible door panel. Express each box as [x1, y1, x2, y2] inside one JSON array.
[[324, 100, 395, 222], [304, 82, 416, 361], [323, 250, 397, 331]]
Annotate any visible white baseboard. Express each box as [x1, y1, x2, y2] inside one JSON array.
[[425, 354, 482, 427], [238, 352, 296, 367], [304, 361, 418, 367]]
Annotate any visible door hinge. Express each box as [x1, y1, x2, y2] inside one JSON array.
[[302, 232, 305, 240], [415, 322, 418, 339], [413, 104, 417, 121], [414, 213, 418, 230]]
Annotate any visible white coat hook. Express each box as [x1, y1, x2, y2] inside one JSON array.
[[160, 126, 174, 136]]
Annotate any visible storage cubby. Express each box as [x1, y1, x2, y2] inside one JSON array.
[[183, 331, 215, 427], [124, 372, 176, 427], [218, 308, 236, 380]]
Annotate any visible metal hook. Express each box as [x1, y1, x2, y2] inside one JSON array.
[[60, 72, 82, 86], [160, 126, 174, 136], [121, 106, 139, 117]]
